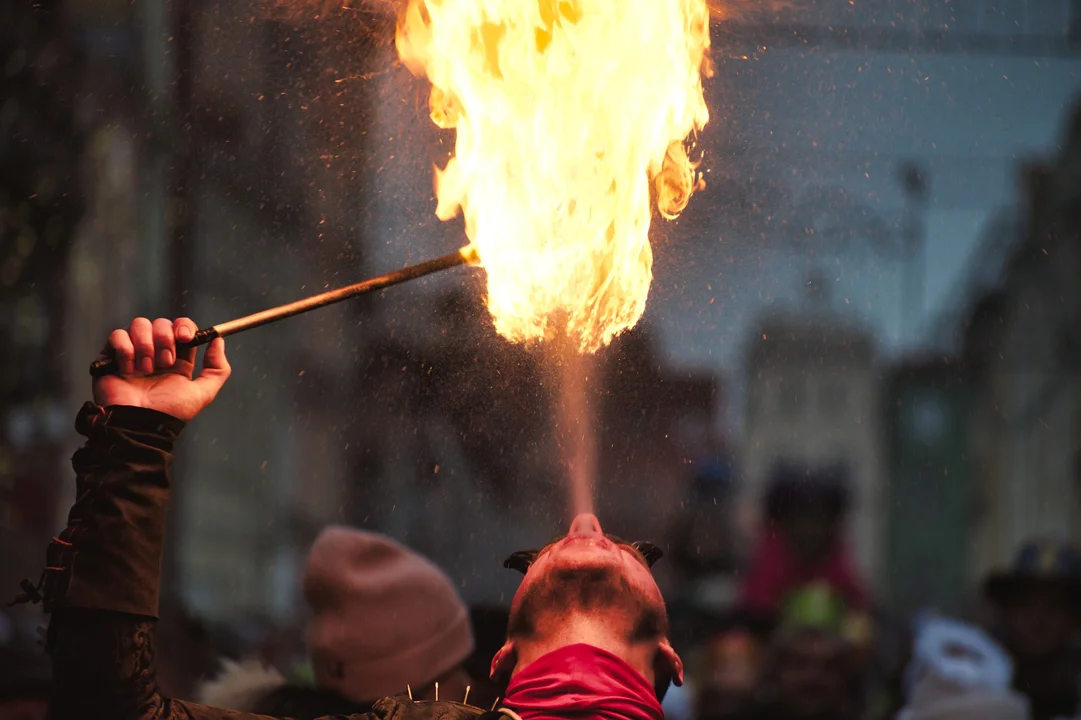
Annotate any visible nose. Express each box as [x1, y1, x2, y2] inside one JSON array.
[[569, 513, 604, 537]]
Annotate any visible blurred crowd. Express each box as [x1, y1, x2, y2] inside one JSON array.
[[4, 461, 1080, 720], [659, 467, 1081, 720]]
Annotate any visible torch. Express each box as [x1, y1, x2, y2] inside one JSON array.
[[89, 244, 480, 377]]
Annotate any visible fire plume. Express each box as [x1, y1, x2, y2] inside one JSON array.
[[397, 0, 711, 352]]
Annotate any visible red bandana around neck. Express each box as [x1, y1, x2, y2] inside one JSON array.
[[503, 644, 664, 720]]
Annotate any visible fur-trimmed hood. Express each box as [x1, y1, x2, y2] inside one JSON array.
[[195, 658, 287, 712]]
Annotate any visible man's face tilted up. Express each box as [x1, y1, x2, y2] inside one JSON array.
[[490, 513, 684, 698]]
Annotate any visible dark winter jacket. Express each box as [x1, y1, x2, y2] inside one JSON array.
[[31, 403, 496, 720]]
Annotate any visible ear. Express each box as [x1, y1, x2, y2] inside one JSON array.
[[655, 639, 684, 687], [631, 541, 663, 567], [490, 640, 517, 681], [503, 551, 538, 574]]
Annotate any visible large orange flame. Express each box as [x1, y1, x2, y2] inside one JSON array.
[[397, 0, 711, 352]]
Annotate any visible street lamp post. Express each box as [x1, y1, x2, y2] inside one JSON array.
[[899, 163, 930, 344]]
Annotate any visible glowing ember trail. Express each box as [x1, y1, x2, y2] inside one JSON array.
[[397, 0, 711, 352]]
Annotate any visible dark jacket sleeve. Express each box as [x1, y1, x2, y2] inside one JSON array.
[[39, 403, 369, 720]]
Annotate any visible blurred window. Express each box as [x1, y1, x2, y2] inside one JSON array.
[[778, 375, 805, 418]]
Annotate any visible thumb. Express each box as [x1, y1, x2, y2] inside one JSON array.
[[193, 337, 231, 400]]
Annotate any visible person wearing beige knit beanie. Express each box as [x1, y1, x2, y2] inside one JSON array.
[[303, 527, 475, 705], [198, 527, 476, 717]]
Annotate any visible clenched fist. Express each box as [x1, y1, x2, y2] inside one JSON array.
[[93, 317, 231, 422]]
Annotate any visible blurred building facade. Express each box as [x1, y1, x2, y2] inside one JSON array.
[[959, 119, 1081, 589], [2, 0, 87, 642], [741, 296, 884, 581], [56, 0, 399, 625], [161, 3, 392, 623]]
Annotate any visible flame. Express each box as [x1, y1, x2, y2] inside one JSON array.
[[397, 0, 711, 352]]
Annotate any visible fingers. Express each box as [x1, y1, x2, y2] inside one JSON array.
[[201, 337, 230, 373], [129, 317, 155, 375], [174, 317, 198, 365], [114, 317, 202, 377], [174, 317, 197, 344], [107, 329, 136, 375], [193, 337, 231, 402], [152, 318, 175, 368]]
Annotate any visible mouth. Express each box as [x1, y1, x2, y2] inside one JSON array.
[[544, 536, 626, 573], [561, 534, 616, 550]]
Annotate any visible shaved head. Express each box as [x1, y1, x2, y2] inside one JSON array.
[[491, 515, 683, 701]]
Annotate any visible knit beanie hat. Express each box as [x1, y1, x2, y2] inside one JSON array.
[[303, 527, 475, 703]]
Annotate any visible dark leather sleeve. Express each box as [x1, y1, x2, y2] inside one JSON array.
[[41, 403, 354, 720], [44, 404, 185, 618]]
